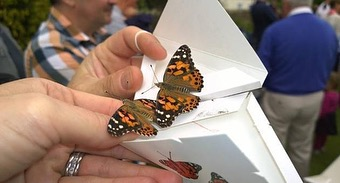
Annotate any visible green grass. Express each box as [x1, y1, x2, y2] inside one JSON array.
[[309, 109, 340, 175], [228, 10, 253, 34]]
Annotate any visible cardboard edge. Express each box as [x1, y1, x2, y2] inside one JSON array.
[[247, 92, 303, 183]]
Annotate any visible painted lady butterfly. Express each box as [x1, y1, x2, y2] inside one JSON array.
[[158, 151, 202, 179], [155, 44, 204, 127], [107, 99, 158, 137], [208, 172, 229, 183]]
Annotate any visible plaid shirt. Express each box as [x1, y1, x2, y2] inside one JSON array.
[[25, 7, 110, 85]]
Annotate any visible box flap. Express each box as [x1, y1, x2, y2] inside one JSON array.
[[153, 0, 266, 78], [136, 0, 267, 100]]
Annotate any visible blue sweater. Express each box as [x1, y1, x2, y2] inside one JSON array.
[[258, 12, 338, 95]]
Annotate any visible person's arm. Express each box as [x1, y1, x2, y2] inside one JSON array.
[[257, 28, 273, 73], [0, 78, 181, 183]]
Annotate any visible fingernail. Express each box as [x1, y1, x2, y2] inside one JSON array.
[[121, 71, 131, 90], [120, 133, 139, 141]]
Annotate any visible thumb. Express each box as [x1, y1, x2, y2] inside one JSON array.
[[104, 66, 143, 99]]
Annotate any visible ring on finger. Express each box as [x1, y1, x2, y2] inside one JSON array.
[[64, 151, 85, 176]]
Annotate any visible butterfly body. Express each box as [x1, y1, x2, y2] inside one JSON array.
[[107, 99, 158, 137], [155, 45, 204, 128]]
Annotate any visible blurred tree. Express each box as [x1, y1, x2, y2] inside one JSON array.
[[0, 0, 50, 49], [314, 0, 324, 5], [139, 0, 167, 11], [138, 0, 167, 31]]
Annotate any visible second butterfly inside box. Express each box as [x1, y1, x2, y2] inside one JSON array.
[[107, 45, 204, 137]]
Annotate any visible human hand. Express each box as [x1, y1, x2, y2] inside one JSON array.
[[68, 26, 167, 99], [0, 78, 182, 183]]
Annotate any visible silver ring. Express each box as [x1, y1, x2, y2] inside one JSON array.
[[64, 151, 85, 176]]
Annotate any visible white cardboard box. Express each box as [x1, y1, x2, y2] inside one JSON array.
[[123, 0, 303, 182]]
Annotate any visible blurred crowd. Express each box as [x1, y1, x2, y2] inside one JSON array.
[[249, 0, 339, 180]]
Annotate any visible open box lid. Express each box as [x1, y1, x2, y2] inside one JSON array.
[[136, 0, 267, 101]]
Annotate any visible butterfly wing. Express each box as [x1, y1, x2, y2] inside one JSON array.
[[163, 44, 204, 92], [176, 90, 201, 113], [155, 83, 200, 127], [159, 159, 202, 179], [107, 99, 158, 137], [155, 87, 185, 127], [134, 99, 158, 136], [208, 172, 229, 183], [175, 161, 202, 179]]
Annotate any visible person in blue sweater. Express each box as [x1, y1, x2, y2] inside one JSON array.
[[258, 0, 338, 178]]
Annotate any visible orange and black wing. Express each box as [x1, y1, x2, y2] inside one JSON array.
[[108, 99, 158, 137]]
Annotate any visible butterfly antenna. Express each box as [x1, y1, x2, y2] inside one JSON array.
[[141, 85, 156, 94], [157, 151, 171, 159], [141, 64, 159, 94], [150, 64, 160, 83]]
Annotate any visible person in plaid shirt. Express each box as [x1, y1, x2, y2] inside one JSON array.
[[25, 0, 114, 85]]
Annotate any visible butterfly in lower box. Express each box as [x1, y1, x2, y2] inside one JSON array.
[[158, 151, 202, 179], [107, 99, 158, 137], [155, 44, 204, 128], [208, 172, 229, 183]]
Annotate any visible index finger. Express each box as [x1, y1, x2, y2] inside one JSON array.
[[108, 26, 167, 60]]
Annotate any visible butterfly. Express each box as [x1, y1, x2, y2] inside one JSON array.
[[107, 99, 158, 137], [158, 151, 202, 179], [155, 44, 204, 128], [208, 172, 229, 183]]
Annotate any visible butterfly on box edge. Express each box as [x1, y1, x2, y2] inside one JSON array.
[[208, 172, 229, 183], [155, 44, 204, 128], [107, 99, 158, 137], [158, 151, 202, 179]]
